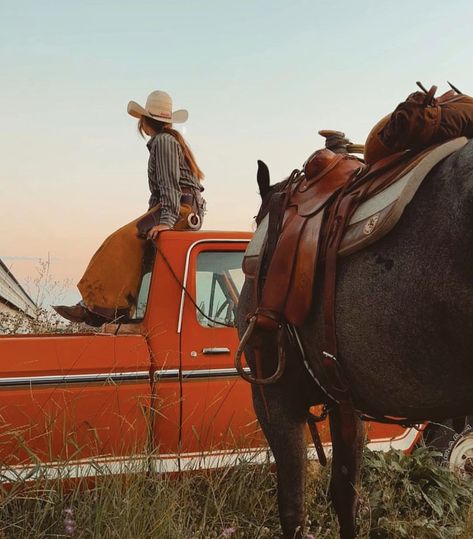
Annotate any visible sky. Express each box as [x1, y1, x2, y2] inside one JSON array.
[[2, 0, 473, 305]]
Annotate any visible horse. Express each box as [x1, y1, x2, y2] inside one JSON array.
[[236, 139, 473, 539]]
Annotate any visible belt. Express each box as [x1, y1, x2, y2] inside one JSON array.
[[180, 193, 195, 205], [180, 187, 205, 210]]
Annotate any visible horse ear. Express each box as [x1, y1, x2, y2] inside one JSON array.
[[257, 160, 271, 199]]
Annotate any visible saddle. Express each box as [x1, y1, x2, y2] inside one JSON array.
[[235, 137, 467, 452], [237, 136, 467, 446], [243, 137, 467, 332]]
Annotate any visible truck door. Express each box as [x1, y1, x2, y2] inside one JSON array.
[[179, 240, 266, 469], [0, 334, 151, 481]]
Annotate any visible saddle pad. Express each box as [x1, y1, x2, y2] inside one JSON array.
[[339, 136, 468, 256], [243, 137, 468, 274]]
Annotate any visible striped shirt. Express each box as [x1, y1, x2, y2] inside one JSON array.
[[147, 132, 204, 227]]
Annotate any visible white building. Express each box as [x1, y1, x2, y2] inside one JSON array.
[[0, 259, 36, 317]]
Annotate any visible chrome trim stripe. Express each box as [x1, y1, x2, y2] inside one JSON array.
[[182, 367, 250, 379], [177, 238, 250, 334], [154, 368, 180, 380], [0, 367, 251, 387], [0, 371, 150, 387], [154, 367, 250, 382]]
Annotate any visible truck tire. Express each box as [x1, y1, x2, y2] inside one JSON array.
[[423, 416, 473, 478]]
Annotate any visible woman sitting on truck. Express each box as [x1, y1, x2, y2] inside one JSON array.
[[54, 90, 205, 326]]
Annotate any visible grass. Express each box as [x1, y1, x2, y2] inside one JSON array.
[[0, 257, 83, 335], [358, 447, 473, 539], [2, 262, 473, 537], [1, 447, 473, 538]]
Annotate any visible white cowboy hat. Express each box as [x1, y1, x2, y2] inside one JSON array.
[[127, 90, 188, 124]]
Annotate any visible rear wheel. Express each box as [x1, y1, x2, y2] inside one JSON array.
[[423, 416, 473, 478]]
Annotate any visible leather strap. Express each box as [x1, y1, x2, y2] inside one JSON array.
[[284, 211, 325, 325], [256, 211, 306, 325], [262, 191, 288, 282], [423, 85, 438, 106], [307, 414, 327, 466], [321, 175, 373, 403]]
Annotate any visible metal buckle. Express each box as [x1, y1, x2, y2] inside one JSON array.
[[322, 351, 337, 362], [187, 213, 201, 230]]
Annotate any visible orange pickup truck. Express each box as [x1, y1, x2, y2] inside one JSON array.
[[0, 230, 423, 482]]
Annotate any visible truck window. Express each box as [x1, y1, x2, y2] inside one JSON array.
[[195, 251, 244, 328], [130, 245, 155, 320], [134, 271, 151, 319]]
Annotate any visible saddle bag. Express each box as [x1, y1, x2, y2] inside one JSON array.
[[378, 82, 473, 152]]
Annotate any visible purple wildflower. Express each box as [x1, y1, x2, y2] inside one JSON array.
[[222, 527, 236, 537], [65, 524, 76, 536], [63, 508, 76, 537]]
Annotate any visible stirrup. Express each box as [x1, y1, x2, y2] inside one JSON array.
[[235, 317, 287, 385]]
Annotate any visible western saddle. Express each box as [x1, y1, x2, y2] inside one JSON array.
[[236, 81, 473, 458], [236, 133, 467, 406]]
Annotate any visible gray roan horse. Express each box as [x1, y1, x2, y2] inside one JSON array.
[[236, 140, 473, 539]]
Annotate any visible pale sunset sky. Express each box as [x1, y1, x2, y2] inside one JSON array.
[[2, 0, 473, 305]]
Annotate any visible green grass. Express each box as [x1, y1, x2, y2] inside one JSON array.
[[1, 447, 473, 539]]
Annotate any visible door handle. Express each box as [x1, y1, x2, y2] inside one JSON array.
[[202, 347, 230, 355]]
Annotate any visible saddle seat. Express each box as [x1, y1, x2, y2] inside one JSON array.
[[244, 137, 467, 330]]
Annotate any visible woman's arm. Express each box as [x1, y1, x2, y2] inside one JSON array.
[[153, 134, 182, 228]]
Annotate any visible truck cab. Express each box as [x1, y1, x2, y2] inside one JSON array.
[[0, 230, 420, 481]]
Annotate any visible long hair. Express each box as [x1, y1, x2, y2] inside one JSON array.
[[138, 116, 204, 181]]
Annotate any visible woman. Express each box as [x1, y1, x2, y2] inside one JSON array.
[[54, 90, 205, 326]]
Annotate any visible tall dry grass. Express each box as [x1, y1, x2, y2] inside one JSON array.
[[0, 257, 85, 335], [1, 447, 473, 538], [2, 261, 473, 538]]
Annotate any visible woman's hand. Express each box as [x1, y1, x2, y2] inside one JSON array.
[[147, 224, 171, 240]]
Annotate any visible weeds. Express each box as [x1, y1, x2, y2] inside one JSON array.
[[359, 447, 473, 538], [2, 262, 473, 537], [1, 448, 473, 538], [0, 256, 85, 334]]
